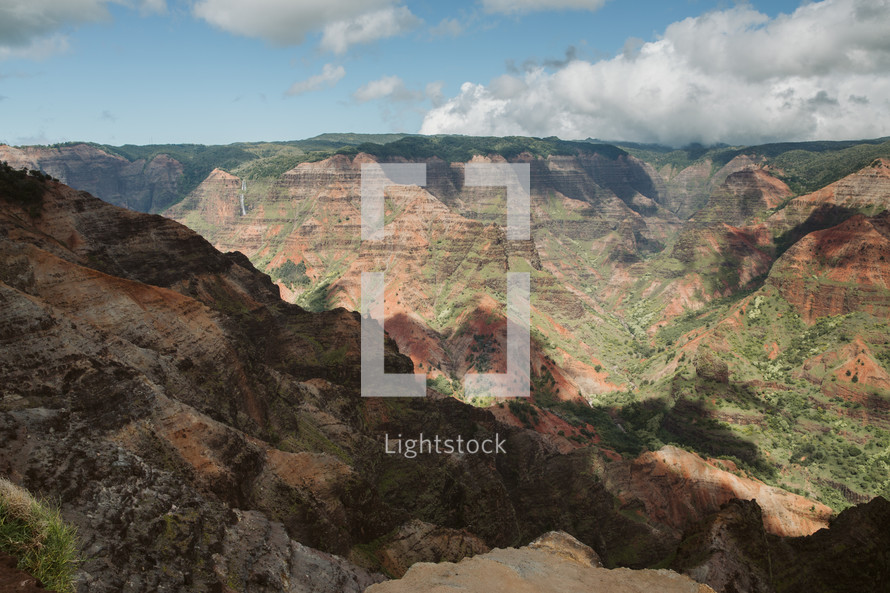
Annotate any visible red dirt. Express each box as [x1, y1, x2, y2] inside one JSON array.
[[0, 553, 45, 593]]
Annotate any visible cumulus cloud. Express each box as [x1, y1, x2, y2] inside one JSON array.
[[321, 6, 420, 54], [193, 0, 418, 53], [286, 63, 345, 96], [421, 0, 890, 145], [353, 75, 422, 102], [482, 0, 608, 14]]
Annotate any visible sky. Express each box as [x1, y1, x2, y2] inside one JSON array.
[[1, 0, 889, 147]]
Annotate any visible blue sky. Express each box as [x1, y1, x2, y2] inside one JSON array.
[[1, 0, 889, 146]]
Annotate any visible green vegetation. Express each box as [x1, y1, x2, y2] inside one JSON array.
[[337, 135, 627, 163], [270, 259, 310, 289], [0, 478, 78, 593], [621, 137, 890, 196], [738, 138, 890, 194], [293, 279, 331, 311], [98, 143, 258, 207], [0, 161, 51, 217]]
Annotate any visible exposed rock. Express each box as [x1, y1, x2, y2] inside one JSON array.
[[374, 519, 489, 577], [672, 499, 775, 593], [364, 531, 714, 593], [214, 510, 384, 593], [769, 496, 890, 593], [690, 169, 791, 227], [0, 173, 678, 589], [526, 530, 603, 567], [166, 149, 682, 401], [674, 497, 890, 593]]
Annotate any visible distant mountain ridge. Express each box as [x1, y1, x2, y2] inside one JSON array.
[[5, 134, 890, 214]]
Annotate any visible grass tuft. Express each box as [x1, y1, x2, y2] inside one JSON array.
[[0, 478, 79, 593]]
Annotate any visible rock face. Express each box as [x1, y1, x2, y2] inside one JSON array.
[[691, 169, 791, 227], [672, 497, 890, 593], [768, 212, 890, 322], [769, 496, 890, 593], [365, 531, 715, 593], [694, 351, 730, 383], [374, 520, 489, 578], [214, 510, 384, 593], [672, 499, 775, 593], [0, 143, 184, 212]]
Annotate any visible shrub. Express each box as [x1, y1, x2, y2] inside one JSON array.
[[0, 478, 78, 592]]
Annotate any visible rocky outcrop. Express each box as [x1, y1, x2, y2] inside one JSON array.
[[659, 155, 760, 219], [767, 157, 890, 251], [215, 510, 384, 593], [0, 143, 183, 212], [672, 497, 890, 593], [365, 531, 715, 593], [694, 351, 730, 383], [166, 168, 242, 227], [672, 499, 775, 593], [769, 496, 890, 593]]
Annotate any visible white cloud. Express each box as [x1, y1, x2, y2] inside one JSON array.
[[320, 6, 420, 54], [286, 63, 345, 96], [193, 0, 418, 53], [0, 34, 70, 61], [482, 0, 608, 14], [430, 17, 464, 37], [138, 0, 167, 15], [426, 81, 445, 106], [421, 0, 890, 146], [353, 75, 421, 102], [0, 0, 110, 59], [0, 0, 168, 60]]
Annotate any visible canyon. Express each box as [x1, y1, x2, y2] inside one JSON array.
[[2, 134, 890, 592]]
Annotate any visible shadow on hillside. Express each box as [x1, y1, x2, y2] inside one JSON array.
[[774, 204, 858, 257]]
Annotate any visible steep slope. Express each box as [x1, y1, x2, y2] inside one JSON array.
[[767, 212, 890, 322]]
